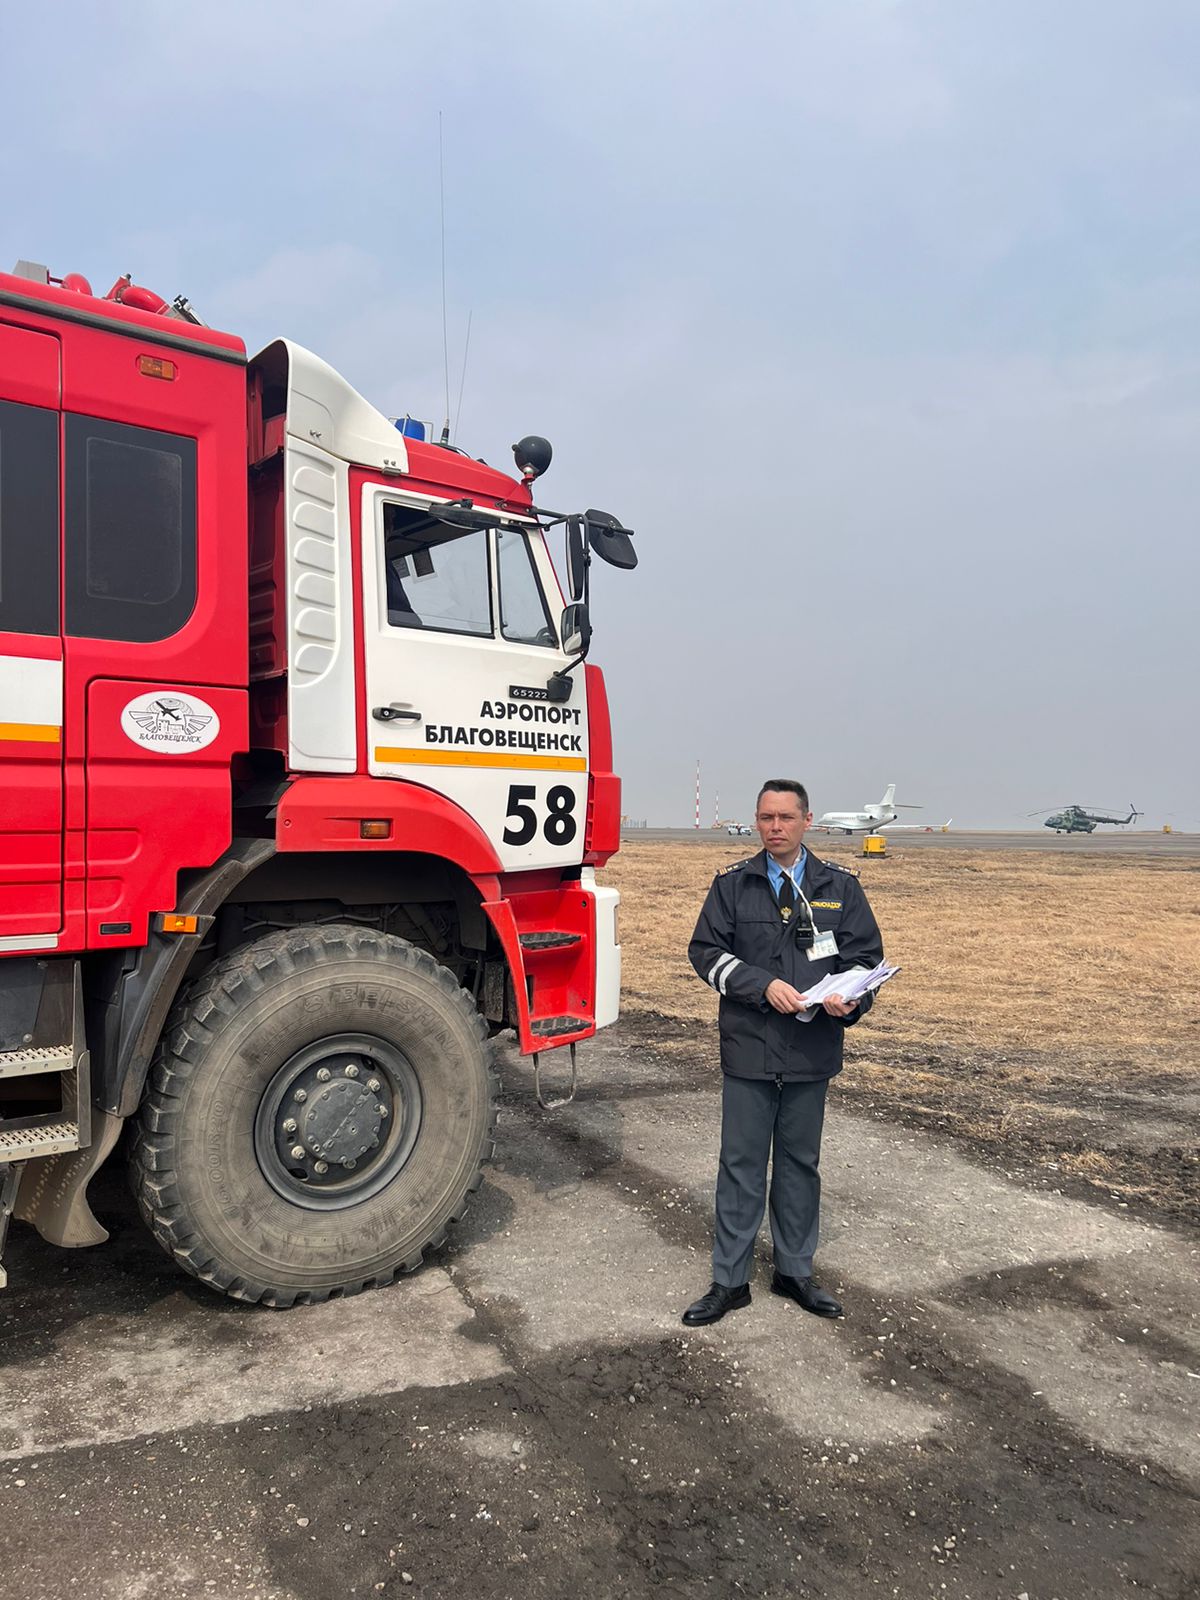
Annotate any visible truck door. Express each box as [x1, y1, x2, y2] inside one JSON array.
[[0, 324, 63, 945], [361, 488, 589, 871]]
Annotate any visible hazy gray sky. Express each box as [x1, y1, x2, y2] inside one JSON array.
[[7, 2, 1198, 827]]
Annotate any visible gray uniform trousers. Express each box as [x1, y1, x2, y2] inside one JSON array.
[[712, 1075, 828, 1287]]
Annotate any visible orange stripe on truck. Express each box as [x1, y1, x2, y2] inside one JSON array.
[[0, 722, 60, 743], [375, 746, 587, 774]]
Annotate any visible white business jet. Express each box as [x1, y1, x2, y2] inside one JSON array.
[[814, 784, 924, 834]]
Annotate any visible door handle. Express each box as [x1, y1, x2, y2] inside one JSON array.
[[372, 704, 422, 723]]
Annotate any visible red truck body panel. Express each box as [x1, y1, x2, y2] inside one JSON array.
[[0, 270, 250, 954]]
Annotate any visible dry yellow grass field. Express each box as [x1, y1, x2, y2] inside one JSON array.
[[608, 839, 1200, 1060], [603, 839, 1200, 1216]]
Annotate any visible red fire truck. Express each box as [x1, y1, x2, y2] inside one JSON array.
[[0, 259, 635, 1305]]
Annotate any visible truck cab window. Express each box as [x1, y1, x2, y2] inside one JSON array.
[[0, 399, 59, 636], [497, 525, 556, 647], [65, 416, 197, 643], [382, 504, 492, 637]]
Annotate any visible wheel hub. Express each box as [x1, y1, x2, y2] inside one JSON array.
[[254, 1035, 421, 1210], [292, 1060, 387, 1168]]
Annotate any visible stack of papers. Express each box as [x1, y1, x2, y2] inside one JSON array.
[[797, 960, 900, 1012]]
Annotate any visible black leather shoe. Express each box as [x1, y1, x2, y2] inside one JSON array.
[[771, 1272, 843, 1318], [681, 1282, 751, 1327]]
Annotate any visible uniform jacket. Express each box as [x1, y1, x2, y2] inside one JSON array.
[[688, 849, 884, 1081]]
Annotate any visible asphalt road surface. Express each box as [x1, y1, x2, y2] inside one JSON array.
[[2, 1024, 1197, 1599], [625, 828, 1200, 858]]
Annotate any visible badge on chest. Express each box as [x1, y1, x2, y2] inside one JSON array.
[[807, 929, 839, 961]]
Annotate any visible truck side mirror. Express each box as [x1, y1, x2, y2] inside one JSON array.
[[584, 509, 637, 571], [560, 601, 592, 658]]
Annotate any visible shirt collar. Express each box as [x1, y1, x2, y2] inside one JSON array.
[[766, 848, 806, 894]]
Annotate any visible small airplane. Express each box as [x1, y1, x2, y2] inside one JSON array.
[[1028, 804, 1142, 835], [814, 784, 925, 835]]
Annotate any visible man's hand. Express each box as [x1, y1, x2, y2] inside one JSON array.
[[765, 979, 810, 1014], [822, 994, 858, 1018]]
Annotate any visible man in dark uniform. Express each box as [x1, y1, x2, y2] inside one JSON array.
[[682, 779, 884, 1326]]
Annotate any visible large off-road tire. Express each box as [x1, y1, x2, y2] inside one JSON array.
[[129, 924, 495, 1306]]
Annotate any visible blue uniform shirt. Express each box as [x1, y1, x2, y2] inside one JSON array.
[[766, 848, 807, 903]]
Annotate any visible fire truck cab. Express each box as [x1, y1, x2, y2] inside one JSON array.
[[0, 260, 634, 1304]]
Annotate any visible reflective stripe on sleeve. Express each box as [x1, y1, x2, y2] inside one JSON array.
[[708, 953, 742, 994], [707, 953, 736, 992]]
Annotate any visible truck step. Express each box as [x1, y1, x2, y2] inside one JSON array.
[[518, 931, 582, 951], [530, 1015, 590, 1038], [0, 1121, 81, 1162], [0, 1045, 74, 1080]]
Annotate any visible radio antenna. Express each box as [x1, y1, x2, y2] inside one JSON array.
[[438, 111, 451, 445], [453, 309, 473, 442]]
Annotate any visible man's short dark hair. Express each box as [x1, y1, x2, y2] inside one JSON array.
[[756, 779, 810, 813]]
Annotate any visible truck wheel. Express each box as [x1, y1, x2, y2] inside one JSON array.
[[129, 923, 495, 1306]]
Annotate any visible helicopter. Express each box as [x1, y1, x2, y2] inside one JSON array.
[[1028, 804, 1142, 835]]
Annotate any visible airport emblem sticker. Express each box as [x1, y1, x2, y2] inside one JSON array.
[[120, 692, 221, 754]]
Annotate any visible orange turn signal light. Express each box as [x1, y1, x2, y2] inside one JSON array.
[[360, 819, 391, 840], [158, 912, 199, 934], [138, 354, 177, 380]]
